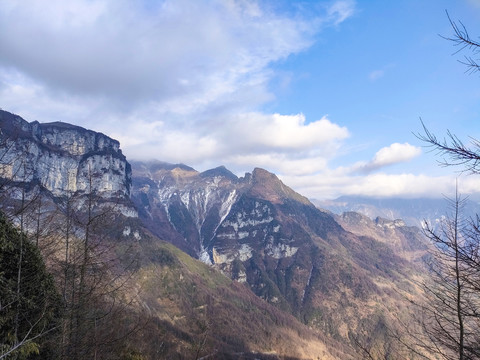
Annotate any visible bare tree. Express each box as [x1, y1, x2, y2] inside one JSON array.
[[442, 11, 480, 74], [416, 120, 480, 359], [52, 164, 141, 360], [413, 14, 480, 354], [419, 188, 480, 360], [0, 120, 142, 359], [417, 121, 480, 174]]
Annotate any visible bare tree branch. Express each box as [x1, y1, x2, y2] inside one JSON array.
[[441, 10, 480, 74], [415, 119, 480, 174]]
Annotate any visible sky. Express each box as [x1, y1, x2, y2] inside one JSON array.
[[1, 0, 480, 200]]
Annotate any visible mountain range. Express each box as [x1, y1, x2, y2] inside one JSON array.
[[0, 109, 434, 359], [315, 195, 480, 228]]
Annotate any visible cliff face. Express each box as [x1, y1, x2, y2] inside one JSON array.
[[130, 161, 240, 257], [0, 110, 131, 199], [0, 110, 135, 217]]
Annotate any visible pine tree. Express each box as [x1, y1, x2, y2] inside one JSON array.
[[0, 213, 61, 359]]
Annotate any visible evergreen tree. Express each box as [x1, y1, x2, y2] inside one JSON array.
[[0, 213, 61, 359]]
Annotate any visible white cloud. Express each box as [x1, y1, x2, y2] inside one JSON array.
[[326, 0, 356, 25], [228, 154, 330, 176], [217, 113, 349, 152], [113, 112, 349, 176], [352, 142, 421, 174], [372, 142, 422, 166], [0, 0, 357, 113], [0, 0, 317, 111], [368, 63, 395, 82], [0, 0, 356, 128], [280, 172, 478, 200]]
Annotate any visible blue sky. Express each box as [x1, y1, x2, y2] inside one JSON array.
[[1, 0, 480, 199], [269, 0, 480, 167]]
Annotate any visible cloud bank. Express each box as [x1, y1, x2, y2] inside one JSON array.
[[0, 0, 471, 200], [0, 0, 320, 112]]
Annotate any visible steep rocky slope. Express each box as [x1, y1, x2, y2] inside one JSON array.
[[125, 234, 355, 359], [131, 160, 429, 355], [130, 160, 240, 258]]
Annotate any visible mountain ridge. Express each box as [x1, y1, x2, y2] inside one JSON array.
[[0, 110, 432, 358], [315, 195, 480, 228], [131, 159, 429, 356]]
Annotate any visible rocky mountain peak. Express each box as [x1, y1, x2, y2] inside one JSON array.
[[200, 165, 238, 181], [249, 167, 310, 205], [35, 121, 121, 156], [131, 160, 198, 190], [0, 111, 121, 156]]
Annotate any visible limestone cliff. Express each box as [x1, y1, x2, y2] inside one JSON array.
[[0, 110, 135, 216]]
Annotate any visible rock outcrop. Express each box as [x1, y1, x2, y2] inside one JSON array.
[[0, 110, 135, 216]]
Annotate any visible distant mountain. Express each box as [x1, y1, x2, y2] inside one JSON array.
[[335, 211, 428, 263], [314, 195, 480, 228]]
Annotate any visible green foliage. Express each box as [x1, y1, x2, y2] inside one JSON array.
[[0, 213, 61, 359]]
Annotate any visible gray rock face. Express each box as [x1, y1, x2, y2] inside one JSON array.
[[131, 162, 309, 264], [0, 110, 134, 215], [131, 161, 242, 258]]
